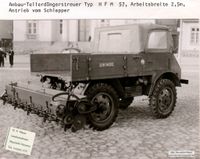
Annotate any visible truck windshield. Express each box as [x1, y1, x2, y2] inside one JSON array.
[[147, 31, 168, 49], [97, 29, 141, 53]]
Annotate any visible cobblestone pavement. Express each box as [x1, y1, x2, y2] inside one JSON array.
[[0, 68, 199, 159]]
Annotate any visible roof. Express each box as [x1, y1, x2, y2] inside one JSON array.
[[95, 23, 169, 32], [93, 23, 170, 53]]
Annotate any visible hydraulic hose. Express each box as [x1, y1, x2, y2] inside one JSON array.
[[51, 92, 80, 102]]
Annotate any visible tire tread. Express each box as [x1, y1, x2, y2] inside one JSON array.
[[86, 83, 119, 130], [149, 79, 177, 118]]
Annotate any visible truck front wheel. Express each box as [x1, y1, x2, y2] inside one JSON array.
[[86, 83, 119, 130], [149, 79, 177, 118]]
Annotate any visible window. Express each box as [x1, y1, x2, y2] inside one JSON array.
[[190, 27, 199, 44], [27, 21, 37, 39], [59, 20, 63, 34], [147, 31, 168, 49], [78, 20, 90, 41]]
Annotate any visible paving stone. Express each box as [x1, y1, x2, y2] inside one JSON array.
[[108, 149, 117, 154], [79, 152, 91, 158], [132, 154, 150, 159]]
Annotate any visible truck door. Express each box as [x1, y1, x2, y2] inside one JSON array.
[[127, 53, 144, 76], [142, 29, 173, 75]]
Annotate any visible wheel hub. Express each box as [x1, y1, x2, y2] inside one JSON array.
[[91, 93, 113, 122], [158, 87, 173, 112]]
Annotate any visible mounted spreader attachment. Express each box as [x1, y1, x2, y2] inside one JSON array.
[[1, 82, 96, 132]]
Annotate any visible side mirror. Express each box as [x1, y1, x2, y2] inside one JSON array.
[[172, 33, 179, 54]]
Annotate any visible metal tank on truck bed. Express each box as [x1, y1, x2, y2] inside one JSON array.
[[1, 24, 188, 132]]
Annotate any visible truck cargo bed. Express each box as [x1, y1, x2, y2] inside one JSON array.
[[31, 53, 143, 82]]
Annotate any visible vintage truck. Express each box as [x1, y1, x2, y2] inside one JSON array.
[[1, 24, 188, 132]]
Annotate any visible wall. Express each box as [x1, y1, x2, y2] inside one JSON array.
[[13, 21, 27, 41], [14, 20, 53, 41], [38, 20, 52, 41], [14, 20, 53, 53], [181, 21, 199, 51], [0, 21, 13, 39], [68, 20, 78, 42], [178, 20, 199, 68]]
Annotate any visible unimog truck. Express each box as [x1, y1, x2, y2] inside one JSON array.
[[1, 24, 188, 132]]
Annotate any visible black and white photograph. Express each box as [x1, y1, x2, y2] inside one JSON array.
[[0, 19, 199, 158]]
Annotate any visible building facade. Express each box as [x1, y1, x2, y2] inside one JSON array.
[[14, 20, 79, 53], [13, 19, 156, 53], [13, 19, 199, 61], [179, 19, 199, 57], [0, 20, 13, 50]]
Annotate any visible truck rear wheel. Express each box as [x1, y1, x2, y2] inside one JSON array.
[[86, 83, 119, 130], [149, 79, 177, 118]]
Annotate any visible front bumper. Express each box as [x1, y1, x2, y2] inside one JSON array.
[[180, 79, 189, 84]]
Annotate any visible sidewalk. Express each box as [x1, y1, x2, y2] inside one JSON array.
[[3, 54, 30, 70], [179, 56, 199, 73]]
